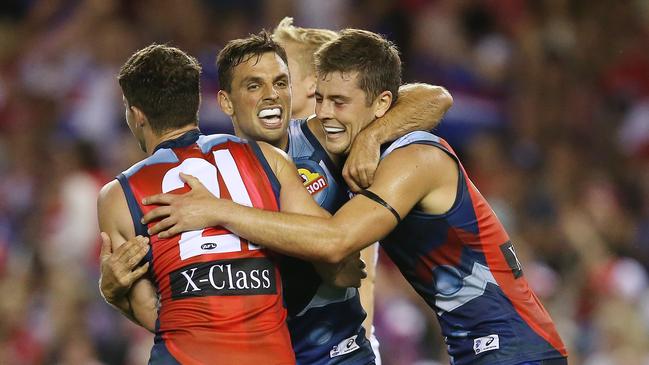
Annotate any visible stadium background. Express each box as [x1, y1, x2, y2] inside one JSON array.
[[1, 0, 648, 364]]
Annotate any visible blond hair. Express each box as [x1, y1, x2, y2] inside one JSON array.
[[272, 17, 338, 79]]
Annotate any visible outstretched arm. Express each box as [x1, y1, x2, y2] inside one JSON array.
[[144, 144, 453, 264], [343, 84, 452, 191], [97, 180, 159, 332], [140, 142, 367, 287]]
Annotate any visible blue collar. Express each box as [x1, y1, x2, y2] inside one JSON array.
[[153, 129, 202, 152]]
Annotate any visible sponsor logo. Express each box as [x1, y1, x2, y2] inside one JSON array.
[[169, 257, 276, 299], [298, 168, 328, 195], [330, 335, 360, 358], [473, 334, 499, 355], [499, 241, 523, 279], [201, 242, 218, 250]]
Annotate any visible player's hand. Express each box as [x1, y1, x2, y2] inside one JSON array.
[[315, 252, 367, 288], [141, 173, 221, 238], [343, 130, 380, 192], [99, 232, 150, 303]]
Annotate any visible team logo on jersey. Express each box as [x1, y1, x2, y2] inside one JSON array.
[[473, 334, 499, 355], [298, 168, 328, 195], [500, 241, 523, 279], [169, 257, 276, 299], [330, 335, 360, 358]]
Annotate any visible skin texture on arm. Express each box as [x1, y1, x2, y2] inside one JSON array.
[[359, 243, 377, 335], [145, 144, 458, 265], [97, 180, 159, 332], [98, 233, 150, 314], [258, 142, 368, 287], [343, 84, 453, 191], [141, 142, 367, 288]]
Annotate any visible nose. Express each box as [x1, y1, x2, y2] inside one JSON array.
[[262, 83, 279, 101], [316, 99, 334, 120]]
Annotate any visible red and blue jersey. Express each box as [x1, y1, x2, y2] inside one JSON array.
[[117, 130, 295, 365], [379, 132, 567, 365]]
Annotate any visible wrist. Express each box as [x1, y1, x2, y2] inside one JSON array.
[[359, 126, 383, 146]]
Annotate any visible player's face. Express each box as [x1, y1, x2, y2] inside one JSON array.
[[280, 41, 315, 119], [123, 96, 146, 152], [225, 52, 291, 148], [315, 71, 376, 155]]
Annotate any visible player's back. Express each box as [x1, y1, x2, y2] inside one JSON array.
[[379, 132, 567, 365], [117, 130, 294, 365]]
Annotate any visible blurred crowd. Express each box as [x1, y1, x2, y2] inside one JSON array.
[[0, 0, 648, 364]]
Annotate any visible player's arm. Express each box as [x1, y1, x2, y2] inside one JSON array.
[[98, 233, 150, 312], [140, 142, 366, 287], [343, 83, 453, 191], [258, 143, 366, 287], [359, 243, 377, 334], [146, 144, 454, 264], [97, 180, 159, 332]]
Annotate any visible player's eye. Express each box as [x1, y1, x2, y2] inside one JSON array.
[[247, 83, 260, 91]]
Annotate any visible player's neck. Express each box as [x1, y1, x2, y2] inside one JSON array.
[[146, 124, 199, 155]]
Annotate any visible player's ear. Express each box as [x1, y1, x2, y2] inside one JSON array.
[[373, 90, 392, 118], [131, 105, 148, 128], [305, 74, 317, 98], [218, 90, 234, 116]]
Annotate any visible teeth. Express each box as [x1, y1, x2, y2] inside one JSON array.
[[323, 126, 345, 133], [258, 108, 281, 118]]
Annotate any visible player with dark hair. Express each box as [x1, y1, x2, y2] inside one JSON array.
[[143, 30, 568, 365], [99, 43, 315, 364], [101, 29, 452, 364]]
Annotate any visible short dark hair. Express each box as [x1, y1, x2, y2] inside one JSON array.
[[118, 44, 201, 134], [217, 30, 288, 93], [315, 29, 401, 105]]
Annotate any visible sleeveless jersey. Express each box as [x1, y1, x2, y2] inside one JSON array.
[[283, 119, 375, 365], [117, 130, 295, 365], [378, 131, 567, 365]]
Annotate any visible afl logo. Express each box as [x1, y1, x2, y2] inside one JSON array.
[[201, 243, 218, 250], [298, 168, 328, 195]]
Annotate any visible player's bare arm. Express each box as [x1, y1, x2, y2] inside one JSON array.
[[97, 180, 159, 332], [343, 84, 453, 191], [99, 233, 150, 306], [141, 141, 367, 287], [146, 144, 457, 264]]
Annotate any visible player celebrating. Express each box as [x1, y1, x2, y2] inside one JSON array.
[[100, 29, 451, 365], [98, 43, 340, 364], [143, 30, 569, 365]]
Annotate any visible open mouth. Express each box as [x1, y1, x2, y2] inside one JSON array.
[[258, 107, 283, 129], [323, 125, 346, 139]]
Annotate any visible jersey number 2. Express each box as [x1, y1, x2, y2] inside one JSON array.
[[161, 151, 259, 260]]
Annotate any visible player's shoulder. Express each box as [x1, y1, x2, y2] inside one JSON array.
[[196, 133, 245, 151], [379, 132, 454, 174], [381, 131, 442, 158], [98, 179, 121, 200], [257, 141, 291, 165], [97, 178, 127, 214]]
